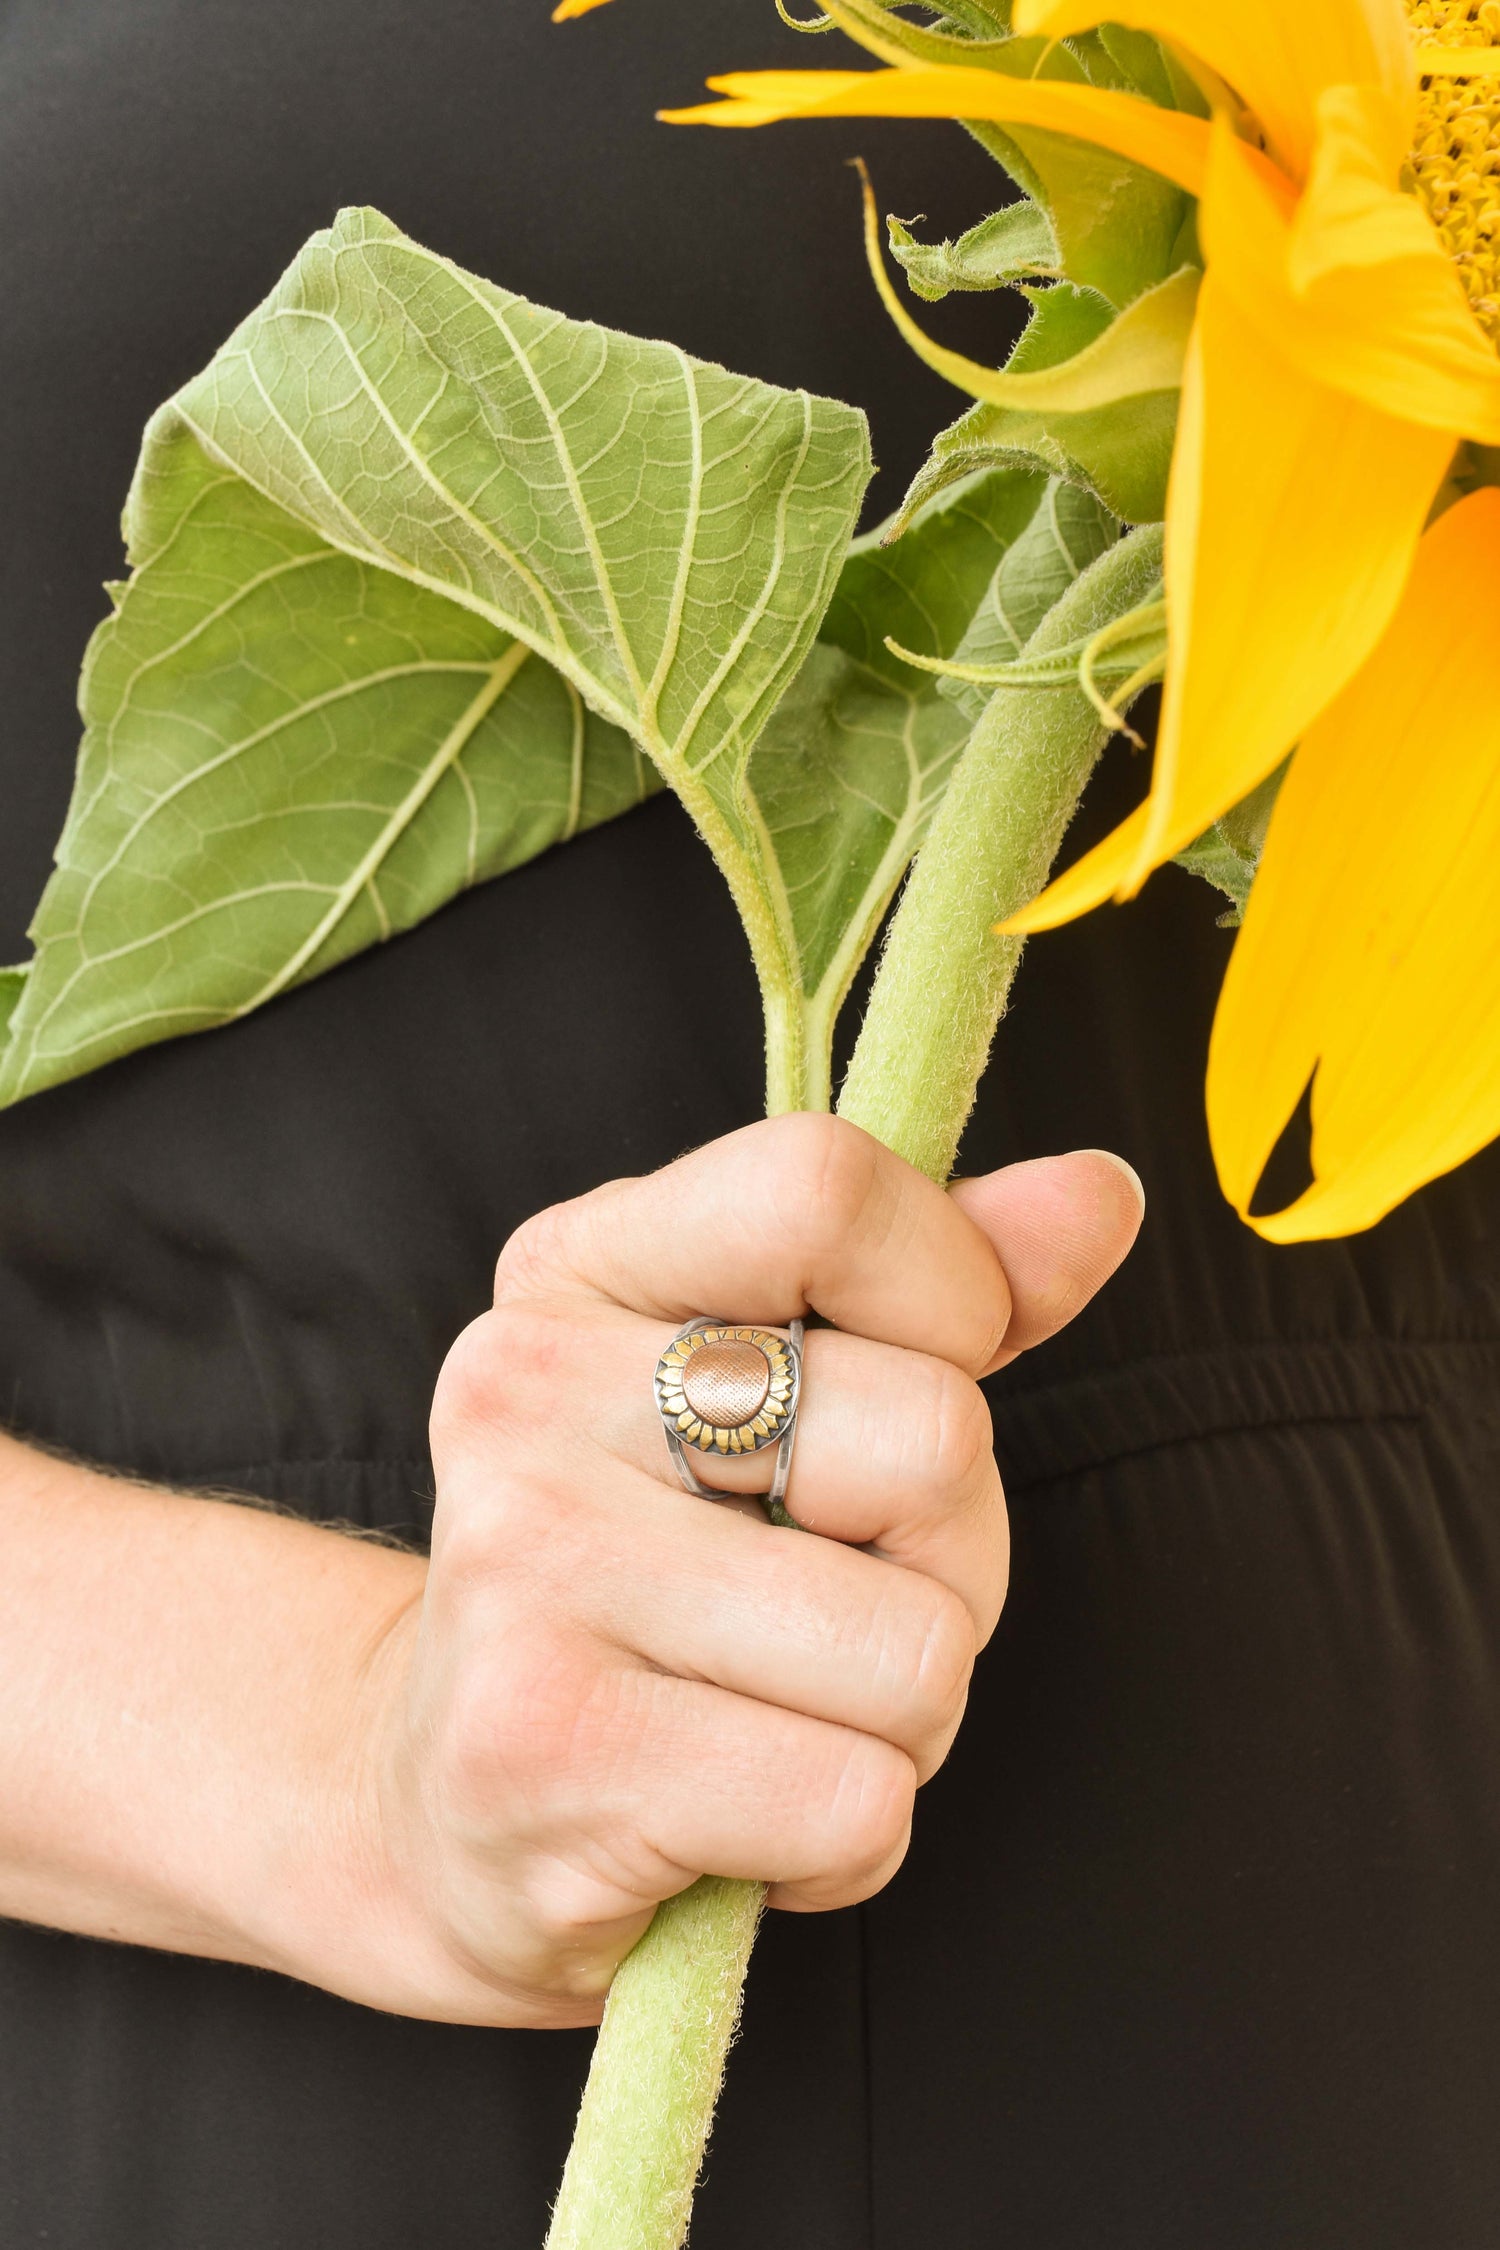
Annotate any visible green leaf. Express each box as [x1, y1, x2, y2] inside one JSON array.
[[170, 208, 867, 784], [1007, 278, 1117, 367], [930, 0, 1012, 33], [1173, 762, 1288, 924], [0, 207, 870, 1106], [826, 463, 1044, 686], [1096, 25, 1200, 111], [935, 479, 1121, 724], [0, 969, 26, 1045], [887, 201, 1059, 301], [743, 465, 1046, 1095], [0, 425, 657, 1104]]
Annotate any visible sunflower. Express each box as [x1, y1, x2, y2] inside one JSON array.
[[560, 0, 1500, 1243]]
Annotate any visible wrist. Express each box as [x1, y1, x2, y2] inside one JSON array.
[[259, 1561, 528, 2024], [225, 1532, 433, 2007]]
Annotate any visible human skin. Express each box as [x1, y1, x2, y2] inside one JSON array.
[[0, 1116, 1141, 2028]]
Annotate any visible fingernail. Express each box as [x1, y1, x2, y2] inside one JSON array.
[[1071, 1148, 1146, 1216]]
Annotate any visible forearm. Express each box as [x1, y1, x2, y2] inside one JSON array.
[[0, 1430, 424, 1982]]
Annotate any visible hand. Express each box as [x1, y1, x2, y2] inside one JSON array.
[[351, 1116, 1142, 2026]]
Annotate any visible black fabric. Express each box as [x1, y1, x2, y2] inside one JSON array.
[[2, 4, 1499, 2245]]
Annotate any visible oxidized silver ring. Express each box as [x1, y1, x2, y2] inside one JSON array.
[[654, 1316, 805, 1520]]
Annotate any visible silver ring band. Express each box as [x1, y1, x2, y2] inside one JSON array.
[[654, 1316, 805, 1523]]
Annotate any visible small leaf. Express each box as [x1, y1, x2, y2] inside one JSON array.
[[827, 461, 1043, 687], [962, 91, 1190, 308], [887, 200, 1059, 301], [860, 153, 1196, 492], [1096, 26, 1192, 111], [1173, 761, 1289, 922], [904, 265, 1198, 418], [744, 465, 1046, 1058], [1009, 280, 1117, 367], [937, 479, 1120, 723]]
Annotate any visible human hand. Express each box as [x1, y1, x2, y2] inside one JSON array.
[[349, 1117, 1142, 2026]]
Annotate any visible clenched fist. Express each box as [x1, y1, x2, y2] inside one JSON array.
[[351, 1116, 1142, 2026]]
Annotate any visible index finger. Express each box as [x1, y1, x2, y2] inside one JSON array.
[[494, 1114, 1013, 1374]]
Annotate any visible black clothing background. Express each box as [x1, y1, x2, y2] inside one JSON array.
[[2, 4, 1500, 2245]]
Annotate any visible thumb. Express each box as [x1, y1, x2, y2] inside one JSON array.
[[949, 1149, 1144, 1371]]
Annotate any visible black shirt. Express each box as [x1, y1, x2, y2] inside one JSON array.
[[3, 6, 1500, 2245]]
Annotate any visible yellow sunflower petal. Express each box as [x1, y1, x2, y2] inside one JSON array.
[[1207, 487, 1500, 1241], [1003, 201, 1452, 932], [660, 65, 1215, 197], [552, 0, 615, 17], [1205, 103, 1500, 441], [1287, 84, 1421, 283], [1011, 0, 1414, 181]]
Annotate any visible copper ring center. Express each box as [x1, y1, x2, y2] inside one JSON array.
[[681, 1339, 772, 1428]]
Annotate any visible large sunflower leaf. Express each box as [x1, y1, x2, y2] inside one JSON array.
[[0, 426, 657, 1104], [0, 207, 870, 1106]]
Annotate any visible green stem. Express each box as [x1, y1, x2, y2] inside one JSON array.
[[764, 978, 813, 1117], [543, 1878, 764, 2250], [675, 781, 812, 1119], [542, 521, 1163, 2250], [839, 525, 1164, 1179]]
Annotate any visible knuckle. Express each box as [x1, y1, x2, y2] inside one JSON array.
[[862, 1571, 974, 1743], [911, 1357, 995, 1495], [440, 1636, 630, 1815], [756, 1112, 883, 1262], [972, 1292, 1014, 1377], [431, 1315, 504, 1441], [493, 1202, 573, 1305], [523, 1858, 653, 1962], [907, 1581, 977, 1736], [434, 1303, 569, 1442], [828, 1735, 916, 1882]]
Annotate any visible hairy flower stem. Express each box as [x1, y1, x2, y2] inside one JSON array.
[[544, 1877, 764, 2250], [543, 524, 1163, 2250], [838, 543, 1160, 1175]]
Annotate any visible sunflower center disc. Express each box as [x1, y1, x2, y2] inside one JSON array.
[[682, 1339, 772, 1428]]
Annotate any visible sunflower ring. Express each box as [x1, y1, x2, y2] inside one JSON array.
[[653, 1316, 804, 1517]]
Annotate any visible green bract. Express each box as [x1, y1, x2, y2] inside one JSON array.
[[815, 0, 1204, 531], [887, 276, 1187, 528]]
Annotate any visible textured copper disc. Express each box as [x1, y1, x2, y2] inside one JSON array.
[[681, 1338, 771, 1428]]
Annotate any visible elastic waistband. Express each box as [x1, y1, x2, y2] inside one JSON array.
[[986, 1336, 1500, 1491]]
